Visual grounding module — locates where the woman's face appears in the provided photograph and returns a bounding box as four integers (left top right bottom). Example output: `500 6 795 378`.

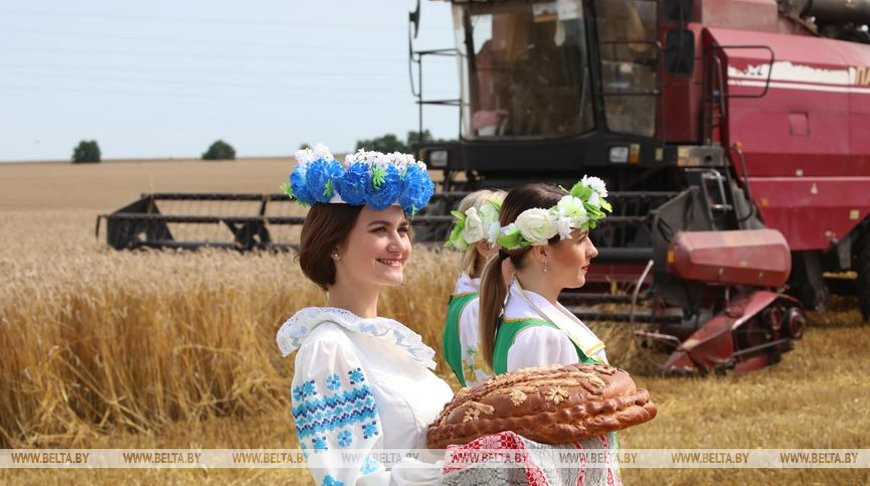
549 229 598 289
335 205 412 288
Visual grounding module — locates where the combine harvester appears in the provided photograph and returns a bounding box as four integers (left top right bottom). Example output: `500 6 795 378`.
101 0 870 374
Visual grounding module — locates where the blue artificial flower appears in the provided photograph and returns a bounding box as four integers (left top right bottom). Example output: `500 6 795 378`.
290 168 314 205
398 164 435 214
304 159 345 204
366 165 401 210
335 162 370 205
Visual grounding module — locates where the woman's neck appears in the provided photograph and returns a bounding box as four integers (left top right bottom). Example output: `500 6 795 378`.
326 280 381 318
514 269 561 304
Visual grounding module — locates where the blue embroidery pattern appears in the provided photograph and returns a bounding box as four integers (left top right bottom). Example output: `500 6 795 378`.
361 454 381 475
312 436 328 451
337 430 352 447
322 474 345 486
292 374 378 441
293 380 317 401
326 373 341 391
362 421 379 439
348 368 365 385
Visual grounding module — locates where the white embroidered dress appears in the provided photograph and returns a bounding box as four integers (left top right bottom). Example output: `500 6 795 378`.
277 307 453 486
452 273 491 387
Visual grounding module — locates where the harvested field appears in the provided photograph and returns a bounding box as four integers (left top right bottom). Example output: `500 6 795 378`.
1 159 867 485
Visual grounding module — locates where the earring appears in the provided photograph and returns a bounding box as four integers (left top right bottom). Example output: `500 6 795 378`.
331 252 340 260
543 261 548 273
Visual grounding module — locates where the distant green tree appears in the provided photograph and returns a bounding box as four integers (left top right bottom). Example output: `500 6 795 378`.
355 133 409 153
407 129 453 145
202 140 236 160
71 140 101 163
298 142 311 151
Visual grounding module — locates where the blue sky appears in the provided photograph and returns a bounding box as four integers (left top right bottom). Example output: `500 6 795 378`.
0 1 458 161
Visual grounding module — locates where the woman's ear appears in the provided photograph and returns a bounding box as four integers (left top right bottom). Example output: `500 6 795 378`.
530 245 549 264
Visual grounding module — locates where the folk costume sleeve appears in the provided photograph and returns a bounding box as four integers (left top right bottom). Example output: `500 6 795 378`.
291 325 387 486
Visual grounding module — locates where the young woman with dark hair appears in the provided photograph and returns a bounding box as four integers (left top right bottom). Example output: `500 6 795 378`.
276 145 450 485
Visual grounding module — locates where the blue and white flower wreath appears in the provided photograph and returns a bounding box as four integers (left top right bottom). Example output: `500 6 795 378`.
281 143 435 214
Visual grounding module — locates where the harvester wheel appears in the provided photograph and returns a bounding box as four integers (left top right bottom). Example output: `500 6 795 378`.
858 242 870 322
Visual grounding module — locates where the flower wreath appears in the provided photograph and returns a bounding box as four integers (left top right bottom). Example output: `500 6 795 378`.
280 144 435 214
444 200 502 250
497 176 612 250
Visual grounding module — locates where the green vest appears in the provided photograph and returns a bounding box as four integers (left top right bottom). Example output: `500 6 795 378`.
492 318 600 375
443 293 478 387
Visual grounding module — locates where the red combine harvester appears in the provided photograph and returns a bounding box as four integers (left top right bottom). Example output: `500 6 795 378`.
101 0 870 374
406 0 870 373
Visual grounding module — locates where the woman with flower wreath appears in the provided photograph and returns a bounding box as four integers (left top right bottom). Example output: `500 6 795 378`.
276 144 451 485
442 189 506 387
477 179 623 482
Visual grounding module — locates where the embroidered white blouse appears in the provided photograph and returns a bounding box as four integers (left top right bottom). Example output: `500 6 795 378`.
452 273 491 387
502 279 609 370
277 307 453 486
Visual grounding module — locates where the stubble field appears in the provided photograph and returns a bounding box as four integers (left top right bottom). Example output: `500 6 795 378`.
0 159 867 485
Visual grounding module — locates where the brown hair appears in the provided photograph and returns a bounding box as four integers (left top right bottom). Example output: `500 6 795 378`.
478 184 564 368
456 189 507 277
298 204 364 290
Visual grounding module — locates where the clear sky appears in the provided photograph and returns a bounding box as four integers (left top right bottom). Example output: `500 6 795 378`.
0 1 458 161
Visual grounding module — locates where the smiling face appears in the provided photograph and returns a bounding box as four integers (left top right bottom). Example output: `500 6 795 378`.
334 205 412 289
548 229 598 289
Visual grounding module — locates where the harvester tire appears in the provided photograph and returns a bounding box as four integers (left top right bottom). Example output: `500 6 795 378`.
858 242 870 322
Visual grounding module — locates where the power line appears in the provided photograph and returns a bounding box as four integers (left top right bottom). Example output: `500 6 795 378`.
0 62 455 79
0 26 416 53
0 44 405 63
0 72 461 95
0 7 451 31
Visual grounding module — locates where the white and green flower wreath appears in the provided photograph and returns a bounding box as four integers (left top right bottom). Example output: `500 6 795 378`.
445 200 502 250
497 176 612 250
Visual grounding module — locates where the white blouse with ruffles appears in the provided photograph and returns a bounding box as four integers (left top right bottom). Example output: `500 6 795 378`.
277 307 453 486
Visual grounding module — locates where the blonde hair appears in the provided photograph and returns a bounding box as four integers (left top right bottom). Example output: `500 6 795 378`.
456 189 506 277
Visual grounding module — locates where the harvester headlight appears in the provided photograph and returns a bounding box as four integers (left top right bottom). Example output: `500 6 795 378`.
609 146 629 163
427 149 449 169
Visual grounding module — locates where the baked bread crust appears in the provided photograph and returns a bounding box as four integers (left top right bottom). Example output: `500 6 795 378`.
427 363 656 448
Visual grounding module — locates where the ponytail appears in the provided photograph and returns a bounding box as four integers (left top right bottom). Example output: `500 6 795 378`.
478 250 510 370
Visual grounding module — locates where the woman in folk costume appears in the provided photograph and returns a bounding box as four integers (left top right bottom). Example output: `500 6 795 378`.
442 189 505 387
477 178 623 483
276 144 451 485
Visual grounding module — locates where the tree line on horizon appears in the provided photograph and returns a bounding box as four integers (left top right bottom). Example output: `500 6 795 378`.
70 131 453 164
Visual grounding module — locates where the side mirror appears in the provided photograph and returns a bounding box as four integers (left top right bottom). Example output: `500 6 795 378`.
664 0 694 23
665 29 695 76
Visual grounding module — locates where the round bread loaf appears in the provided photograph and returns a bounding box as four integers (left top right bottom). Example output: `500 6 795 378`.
427 363 656 449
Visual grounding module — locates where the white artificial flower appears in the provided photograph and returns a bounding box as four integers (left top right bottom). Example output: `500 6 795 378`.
555 195 589 228
294 147 315 167
462 207 485 244
312 143 334 162
554 216 574 240
588 191 601 209
486 221 501 245
582 175 608 197
515 208 558 245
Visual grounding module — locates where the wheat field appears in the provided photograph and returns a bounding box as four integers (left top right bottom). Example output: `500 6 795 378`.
0 159 868 485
